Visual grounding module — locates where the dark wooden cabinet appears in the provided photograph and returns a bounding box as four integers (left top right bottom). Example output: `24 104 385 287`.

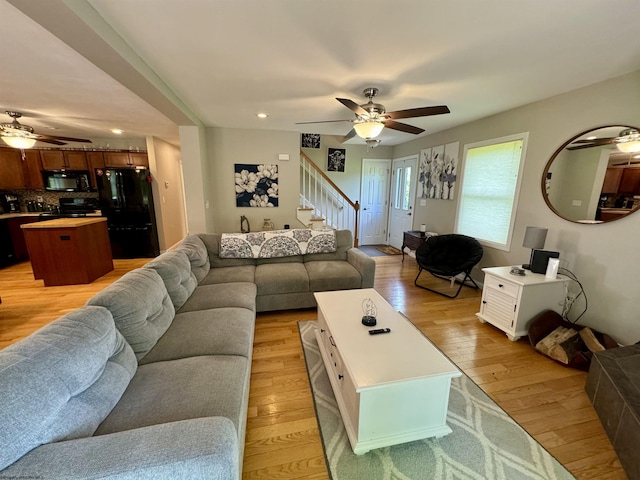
7 216 39 261
86 151 106 189
601 167 624 194
0 149 26 189
619 167 640 194
22 150 44 189
104 151 149 167
40 150 88 170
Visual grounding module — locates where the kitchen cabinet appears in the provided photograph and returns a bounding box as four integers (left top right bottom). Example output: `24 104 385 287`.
618 167 640 194
86 151 106 189
104 151 149 167
40 150 88 170
7 216 39 261
0 149 26 189
21 217 113 286
22 150 44 189
601 167 624 194
476 266 567 341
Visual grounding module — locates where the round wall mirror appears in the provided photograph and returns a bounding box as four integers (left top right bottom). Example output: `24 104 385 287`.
542 125 640 223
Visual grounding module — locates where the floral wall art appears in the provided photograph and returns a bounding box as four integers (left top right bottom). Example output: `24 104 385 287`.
418 141 459 200
234 163 279 207
327 147 346 172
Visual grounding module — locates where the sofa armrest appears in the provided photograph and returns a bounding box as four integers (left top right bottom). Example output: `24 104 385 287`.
0 417 239 480
347 248 375 288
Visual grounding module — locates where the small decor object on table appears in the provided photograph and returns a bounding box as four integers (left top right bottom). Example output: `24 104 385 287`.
262 219 274 231
361 297 377 327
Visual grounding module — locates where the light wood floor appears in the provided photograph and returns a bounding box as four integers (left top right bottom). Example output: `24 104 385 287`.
0 255 625 479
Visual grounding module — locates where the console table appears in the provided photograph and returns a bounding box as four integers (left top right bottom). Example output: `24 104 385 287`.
314 289 460 454
401 230 437 261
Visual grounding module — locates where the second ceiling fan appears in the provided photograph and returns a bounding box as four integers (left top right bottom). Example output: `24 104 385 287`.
297 87 450 142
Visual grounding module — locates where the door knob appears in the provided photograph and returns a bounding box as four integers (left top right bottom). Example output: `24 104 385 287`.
363 208 368 210
408 213 412 216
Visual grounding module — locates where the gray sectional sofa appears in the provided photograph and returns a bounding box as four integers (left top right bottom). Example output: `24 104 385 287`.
0 229 373 479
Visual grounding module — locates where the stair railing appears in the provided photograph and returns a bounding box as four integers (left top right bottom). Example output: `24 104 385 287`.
300 150 360 246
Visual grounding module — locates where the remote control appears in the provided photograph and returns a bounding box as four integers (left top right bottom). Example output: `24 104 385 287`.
369 328 391 335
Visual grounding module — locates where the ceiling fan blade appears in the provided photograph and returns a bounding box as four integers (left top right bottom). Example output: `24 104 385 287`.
295 119 351 125
34 134 92 143
383 119 424 135
385 105 450 120
571 138 614 144
336 98 368 117
341 129 356 142
34 137 67 146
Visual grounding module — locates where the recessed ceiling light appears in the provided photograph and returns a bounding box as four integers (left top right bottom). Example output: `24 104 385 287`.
257 113 268 119
111 128 124 134
586 136 597 140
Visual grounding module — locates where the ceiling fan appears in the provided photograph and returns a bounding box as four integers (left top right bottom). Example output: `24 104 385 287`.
567 128 640 153
0 111 92 149
296 87 450 142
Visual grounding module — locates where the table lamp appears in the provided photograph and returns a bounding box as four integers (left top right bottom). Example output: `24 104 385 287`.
522 226 548 270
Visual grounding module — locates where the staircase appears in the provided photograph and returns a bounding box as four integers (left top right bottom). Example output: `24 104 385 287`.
299 151 360 245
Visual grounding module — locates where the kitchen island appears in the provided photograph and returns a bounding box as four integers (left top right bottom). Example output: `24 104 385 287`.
21 217 113 286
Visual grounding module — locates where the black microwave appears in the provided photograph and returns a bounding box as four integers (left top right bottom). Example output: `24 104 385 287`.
42 170 91 192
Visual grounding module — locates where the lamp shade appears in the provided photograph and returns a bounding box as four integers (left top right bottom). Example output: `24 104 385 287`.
2 136 36 149
353 121 384 139
523 226 547 249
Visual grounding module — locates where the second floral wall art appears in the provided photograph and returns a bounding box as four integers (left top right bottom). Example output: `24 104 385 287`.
234 163 279 207
418 142 459 200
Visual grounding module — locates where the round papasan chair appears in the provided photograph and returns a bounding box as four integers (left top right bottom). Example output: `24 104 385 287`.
414 233 484 298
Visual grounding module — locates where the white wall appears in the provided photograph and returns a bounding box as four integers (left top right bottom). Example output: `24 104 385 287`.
392 70 640 344
146 136 186 250
206 127 300 233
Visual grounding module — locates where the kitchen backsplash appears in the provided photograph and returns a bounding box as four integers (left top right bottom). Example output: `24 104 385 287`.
0 189 99 213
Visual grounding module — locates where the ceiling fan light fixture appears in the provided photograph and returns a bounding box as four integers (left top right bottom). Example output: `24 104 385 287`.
615 128 640 153
1 135 36 149
353 120 384 139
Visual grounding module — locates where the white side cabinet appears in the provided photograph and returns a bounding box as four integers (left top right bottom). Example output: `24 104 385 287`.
476 266 567 341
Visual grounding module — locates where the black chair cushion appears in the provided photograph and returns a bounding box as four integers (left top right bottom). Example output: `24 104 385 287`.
415 234 483 276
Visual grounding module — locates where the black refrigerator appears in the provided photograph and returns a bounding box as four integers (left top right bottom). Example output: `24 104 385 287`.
95 168 160 258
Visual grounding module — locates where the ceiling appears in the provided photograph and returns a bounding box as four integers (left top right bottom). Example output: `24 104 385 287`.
2 0 640 149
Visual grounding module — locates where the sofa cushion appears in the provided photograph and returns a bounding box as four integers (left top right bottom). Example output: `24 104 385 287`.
0 306 137 471
304 229 352 262
198 233 256 268
139 307 255 364
96 355 249 437
178 283 257 313
255 263 309 296
144 250 198 309
176 234 211 283
200 265 256 285
87 268 175 361
305 260 363 291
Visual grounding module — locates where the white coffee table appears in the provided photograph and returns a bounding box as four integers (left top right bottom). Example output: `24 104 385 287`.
314 288 461 454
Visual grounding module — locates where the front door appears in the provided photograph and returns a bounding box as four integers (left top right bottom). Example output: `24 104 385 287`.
388 155 417 249
360 158 391 245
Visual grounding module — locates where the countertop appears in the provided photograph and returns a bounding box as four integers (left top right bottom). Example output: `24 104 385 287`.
0 212 103 220
21 217 107 229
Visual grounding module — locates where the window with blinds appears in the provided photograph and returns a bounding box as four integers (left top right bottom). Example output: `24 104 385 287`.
455 133 529 251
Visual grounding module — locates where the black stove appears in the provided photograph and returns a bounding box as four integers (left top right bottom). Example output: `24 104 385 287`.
38 198 100 220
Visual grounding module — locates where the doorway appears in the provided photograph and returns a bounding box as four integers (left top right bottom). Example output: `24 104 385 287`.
359 158 391 246
387 155 417 249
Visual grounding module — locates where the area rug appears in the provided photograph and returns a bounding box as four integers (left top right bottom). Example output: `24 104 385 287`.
298 321 575 480
374 245 402 256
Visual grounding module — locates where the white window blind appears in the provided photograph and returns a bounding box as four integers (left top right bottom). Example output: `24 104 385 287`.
455 133 528 250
